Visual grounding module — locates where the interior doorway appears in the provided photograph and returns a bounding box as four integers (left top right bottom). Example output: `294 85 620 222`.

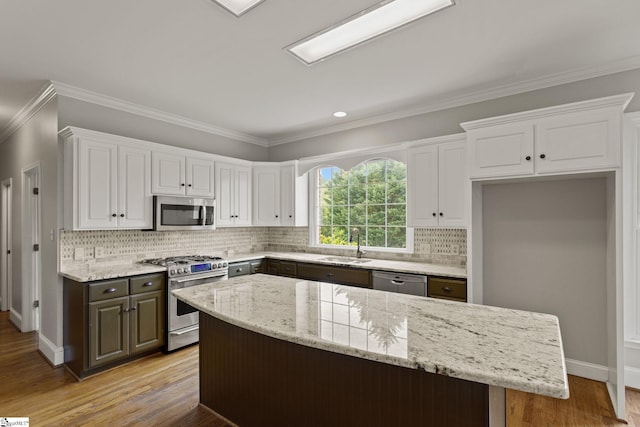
1 178 12 312
22 163 41 332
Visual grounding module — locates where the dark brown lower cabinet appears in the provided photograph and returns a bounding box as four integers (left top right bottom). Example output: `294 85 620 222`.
427 276 467 302
64 273 165 379
297 262 371 288
200 313 488 427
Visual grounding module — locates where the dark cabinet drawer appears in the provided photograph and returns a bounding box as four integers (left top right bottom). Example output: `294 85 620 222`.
229 261 252 277
130 273 164 294
427 277 467 302
89 279 129 302
297 263 371 288
277 261 297 277
250 260 263 274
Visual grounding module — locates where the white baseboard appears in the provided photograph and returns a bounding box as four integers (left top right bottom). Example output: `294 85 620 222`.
565 358 609 382
39 333 64 366
9 308 22 330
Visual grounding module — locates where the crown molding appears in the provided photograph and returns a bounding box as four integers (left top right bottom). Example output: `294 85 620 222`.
269 55 640 146
50 81 269 147
0 82 57 144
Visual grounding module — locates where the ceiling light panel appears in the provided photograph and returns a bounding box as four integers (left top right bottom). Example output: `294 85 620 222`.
287 0 454 65
211 0 265 17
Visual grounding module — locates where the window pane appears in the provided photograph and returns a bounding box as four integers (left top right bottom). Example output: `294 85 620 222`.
367 227 385 247
318 167 334 187
319 226 333 242
350 164 367 186
320 206 332 226
388 227 406 248
333 206 349 226
349 185 366 205
333 185 349 205
349 205 366 226
387 181 406 204
387 161 406 181
332 226 349 245
367 160 386 183
387 204 405 226
367 183 386 204
368 205 386 226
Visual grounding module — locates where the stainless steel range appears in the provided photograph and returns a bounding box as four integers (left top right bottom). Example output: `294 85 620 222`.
143 255 228 351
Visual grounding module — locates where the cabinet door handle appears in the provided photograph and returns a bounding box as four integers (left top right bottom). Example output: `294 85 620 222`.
525 155 531 161
104 288 117 294
143 281 154 287
236 268 243 272
327 272 333 277
540 154 546 159
442 286 453 293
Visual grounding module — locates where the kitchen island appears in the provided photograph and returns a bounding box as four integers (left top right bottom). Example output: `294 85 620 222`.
173 274 568 427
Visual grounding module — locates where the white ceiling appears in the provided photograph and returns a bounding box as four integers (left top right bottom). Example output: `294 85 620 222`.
1 0 639 146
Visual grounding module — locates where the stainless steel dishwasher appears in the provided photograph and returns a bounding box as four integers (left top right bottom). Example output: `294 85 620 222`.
372 270 427 296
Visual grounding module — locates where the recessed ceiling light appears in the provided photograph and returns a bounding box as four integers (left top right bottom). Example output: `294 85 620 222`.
333 111 348 118
286 0 454 65
210 0 265 17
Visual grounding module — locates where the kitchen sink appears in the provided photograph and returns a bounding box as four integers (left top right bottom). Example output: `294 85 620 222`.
321 256 371 264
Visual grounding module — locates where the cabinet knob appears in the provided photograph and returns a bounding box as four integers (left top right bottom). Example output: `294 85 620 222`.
104 288 117 294
236 268 243 272
111 213 117 217
289 215 292 218
120 214 125 218
143 282 153 287
439 212 443 217
123 308 129 313
275 215 279 218
540 154 546 159
432 212 436 217
188 184 192 187
181 183 185 187
525 155 531 161
130 306 137 311
442 286 453 293
327 272 333 277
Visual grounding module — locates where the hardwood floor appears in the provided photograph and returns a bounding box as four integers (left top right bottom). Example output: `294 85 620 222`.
2 310 640 426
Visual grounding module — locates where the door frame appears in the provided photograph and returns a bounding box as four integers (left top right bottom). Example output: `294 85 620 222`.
21 162 41 332
1 178 12 312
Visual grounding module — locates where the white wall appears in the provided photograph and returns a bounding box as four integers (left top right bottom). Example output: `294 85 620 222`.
0 98 61 360
268 68 640 161
57 96 269 162
481 177 608 366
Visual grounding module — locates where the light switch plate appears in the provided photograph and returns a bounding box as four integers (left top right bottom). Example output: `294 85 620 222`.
74 247 85 260
94 247 105 258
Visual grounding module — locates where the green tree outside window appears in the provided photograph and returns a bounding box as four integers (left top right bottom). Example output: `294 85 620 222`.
317 159 407 249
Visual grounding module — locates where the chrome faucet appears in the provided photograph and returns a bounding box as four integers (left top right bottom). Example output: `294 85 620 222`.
350 228 366 258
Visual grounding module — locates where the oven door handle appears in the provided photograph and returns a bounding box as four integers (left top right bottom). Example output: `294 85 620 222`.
172 273 227 283
169 325 199 336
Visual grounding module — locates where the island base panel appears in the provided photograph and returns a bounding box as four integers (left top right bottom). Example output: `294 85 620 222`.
200 314 489 427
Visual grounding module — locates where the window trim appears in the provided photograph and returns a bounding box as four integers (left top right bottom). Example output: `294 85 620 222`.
308 161 414 254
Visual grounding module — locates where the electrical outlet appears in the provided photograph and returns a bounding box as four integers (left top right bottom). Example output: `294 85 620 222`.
74 247 85 260
95 247 105 258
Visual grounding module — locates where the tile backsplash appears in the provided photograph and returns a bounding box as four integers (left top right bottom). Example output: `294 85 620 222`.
60 227 466 270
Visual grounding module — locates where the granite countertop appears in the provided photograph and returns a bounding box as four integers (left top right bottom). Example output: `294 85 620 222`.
60 263 166 282
60 251 465 282
173 274 569 399
226 251 467 278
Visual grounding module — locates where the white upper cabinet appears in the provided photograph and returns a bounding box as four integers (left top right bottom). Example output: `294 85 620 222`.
152 152 214 197
280 164 308 227
253 166 280 226
407 136 467 227
462 94 633 180
62 128 152 230
253 163 308 227
216 162 252 227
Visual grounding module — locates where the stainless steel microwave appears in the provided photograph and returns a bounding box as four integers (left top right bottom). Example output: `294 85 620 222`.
153 196 215 231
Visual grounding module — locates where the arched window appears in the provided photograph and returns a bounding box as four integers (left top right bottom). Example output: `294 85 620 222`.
313 158 408 250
